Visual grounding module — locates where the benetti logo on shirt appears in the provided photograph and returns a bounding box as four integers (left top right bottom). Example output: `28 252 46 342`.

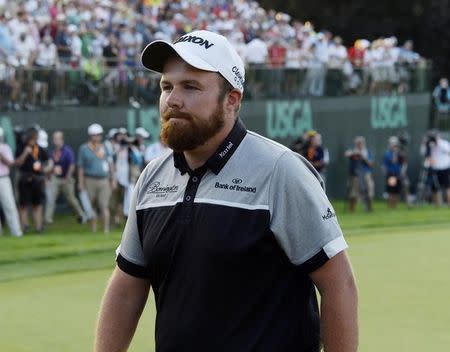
322 208 336 221
173 35 215 49
147 182 179 197
215 180 256 193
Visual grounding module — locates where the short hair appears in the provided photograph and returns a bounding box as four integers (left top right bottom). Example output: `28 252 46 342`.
217 74 241 115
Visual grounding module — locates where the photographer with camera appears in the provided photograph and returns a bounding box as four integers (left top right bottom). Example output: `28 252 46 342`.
420 130 450 206
15 126 51 233
382 136 407 209
345 136 374 212
111 128 144 224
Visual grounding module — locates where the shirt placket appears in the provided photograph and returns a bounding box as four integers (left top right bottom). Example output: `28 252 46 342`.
180 169 205 225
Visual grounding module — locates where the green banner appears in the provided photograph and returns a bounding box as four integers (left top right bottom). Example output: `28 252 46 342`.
6 93 430 198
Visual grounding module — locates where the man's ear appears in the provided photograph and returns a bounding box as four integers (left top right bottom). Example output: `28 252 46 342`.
225 90 242 114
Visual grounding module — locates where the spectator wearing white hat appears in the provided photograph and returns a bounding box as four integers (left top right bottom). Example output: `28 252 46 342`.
0 127 22 236
104 128 118 156
110 127 129 227
78 123 115 233
135 127 149 154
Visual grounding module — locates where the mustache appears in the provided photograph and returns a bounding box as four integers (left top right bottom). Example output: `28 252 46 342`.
161 109 193 122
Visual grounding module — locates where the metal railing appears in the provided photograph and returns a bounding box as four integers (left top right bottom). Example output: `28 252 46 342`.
0 62 433 110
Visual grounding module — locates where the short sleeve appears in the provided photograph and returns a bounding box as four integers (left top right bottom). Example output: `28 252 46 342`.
2 145 14 164
116 173 150 279
77 145 84 168
67 146 75 165
269 151 347 273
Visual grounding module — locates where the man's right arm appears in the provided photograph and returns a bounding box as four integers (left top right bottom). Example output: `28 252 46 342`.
94 267 151 352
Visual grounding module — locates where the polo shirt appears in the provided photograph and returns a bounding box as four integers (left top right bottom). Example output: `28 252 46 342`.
383 149 405 176
77 143 111 178
50 145 75 178
116 120 348 352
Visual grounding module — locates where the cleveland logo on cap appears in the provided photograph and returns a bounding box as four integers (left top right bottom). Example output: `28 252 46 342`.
173 35 215 49
232 66 244 89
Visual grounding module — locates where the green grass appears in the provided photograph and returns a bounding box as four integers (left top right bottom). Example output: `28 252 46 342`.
1 202 450 351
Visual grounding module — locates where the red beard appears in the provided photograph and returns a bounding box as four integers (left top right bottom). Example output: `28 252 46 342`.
160 105 225 152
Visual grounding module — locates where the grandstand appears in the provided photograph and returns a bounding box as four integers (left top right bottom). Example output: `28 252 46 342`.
0 0 431 110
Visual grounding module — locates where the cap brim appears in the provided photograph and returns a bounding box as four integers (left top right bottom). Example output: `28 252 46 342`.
141 40 218 74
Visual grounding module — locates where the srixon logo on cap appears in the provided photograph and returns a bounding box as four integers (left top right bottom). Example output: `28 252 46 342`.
174 35 215 49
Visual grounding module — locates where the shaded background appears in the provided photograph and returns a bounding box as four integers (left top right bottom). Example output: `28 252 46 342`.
260 0 450 83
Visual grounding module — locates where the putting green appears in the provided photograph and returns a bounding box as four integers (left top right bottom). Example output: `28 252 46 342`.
1 224 449 351
349 225 450 351
0 269 156 352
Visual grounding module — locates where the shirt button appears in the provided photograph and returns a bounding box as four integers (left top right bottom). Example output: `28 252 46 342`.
186 195 191 201
192 176 198 182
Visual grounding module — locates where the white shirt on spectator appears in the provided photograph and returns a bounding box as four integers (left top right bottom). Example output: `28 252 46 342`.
14 35 36 66
116 147 130 187
315 39 330 64
145 141 170 164
328 44 347 69
24 0 39 13
69 34 82 59
35 42 58 67
285 45 302 68
7 19 29 41
245 38 268 65
431 138 450 170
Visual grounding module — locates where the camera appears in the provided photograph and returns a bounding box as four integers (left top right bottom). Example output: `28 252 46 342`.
397 131 410 150
424 130 438 158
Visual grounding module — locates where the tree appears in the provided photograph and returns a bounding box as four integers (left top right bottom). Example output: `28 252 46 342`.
259 0 450 82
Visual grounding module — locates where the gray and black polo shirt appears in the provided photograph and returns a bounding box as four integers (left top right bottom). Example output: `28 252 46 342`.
116 120 347 352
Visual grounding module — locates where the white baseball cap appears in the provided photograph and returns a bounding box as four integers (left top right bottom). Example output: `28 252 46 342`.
88 123 104 135
135 127 150 138
141 30 245 92
37 129 48 148
107 128 118 139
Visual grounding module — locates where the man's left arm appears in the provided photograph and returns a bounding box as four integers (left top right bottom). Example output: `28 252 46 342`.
268 151 358 352
66 147 76 181
309 251 358 352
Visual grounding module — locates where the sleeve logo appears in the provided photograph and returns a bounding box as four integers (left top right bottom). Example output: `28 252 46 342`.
322 208 336 221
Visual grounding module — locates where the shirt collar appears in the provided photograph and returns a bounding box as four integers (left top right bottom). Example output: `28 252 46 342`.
173 119 247 176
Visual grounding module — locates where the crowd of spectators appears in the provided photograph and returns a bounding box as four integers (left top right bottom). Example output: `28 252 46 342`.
0 122 168 235
1 121 449 236
0 0 427 110
291 129 450 212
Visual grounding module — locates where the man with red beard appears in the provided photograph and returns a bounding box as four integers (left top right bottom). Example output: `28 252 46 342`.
95 30 358 352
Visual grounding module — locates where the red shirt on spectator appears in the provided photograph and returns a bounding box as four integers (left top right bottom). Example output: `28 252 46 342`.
348 46 365 68
268 42 287 67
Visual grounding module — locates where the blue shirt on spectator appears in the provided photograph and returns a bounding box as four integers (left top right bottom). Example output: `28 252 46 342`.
78 143 111 178
348 149 373 176
432 84 450 113
50 145 75 178
383 150 404 176
0 24 14 56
